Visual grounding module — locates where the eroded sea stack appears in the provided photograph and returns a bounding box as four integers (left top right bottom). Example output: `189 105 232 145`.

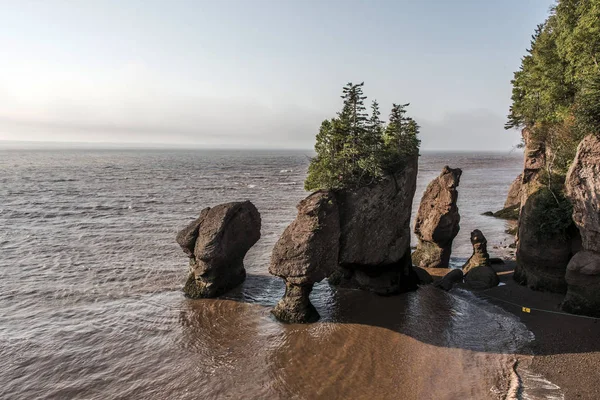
176 201 261 298
514 129 577 292
462 229 491 274
269 191 340 323
412 166 462 268
269 156 419 322
504 174 523 209
562 134 600 316
334 155 419 294
462 230 499 289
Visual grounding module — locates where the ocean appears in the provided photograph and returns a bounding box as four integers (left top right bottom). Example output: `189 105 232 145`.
1 148 551 399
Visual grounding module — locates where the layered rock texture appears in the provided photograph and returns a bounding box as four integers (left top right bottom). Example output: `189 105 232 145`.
562 134 600 316
176 201 261 298
514 129 576 293
412 166 462 268
269 191 340 323
462 230 491 274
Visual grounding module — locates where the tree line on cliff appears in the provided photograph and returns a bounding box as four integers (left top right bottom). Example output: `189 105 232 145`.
304 82 420 191
507 0 600 173
506 0 600 239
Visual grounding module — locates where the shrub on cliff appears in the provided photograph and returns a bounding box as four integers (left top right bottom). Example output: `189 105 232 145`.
304 82 420 191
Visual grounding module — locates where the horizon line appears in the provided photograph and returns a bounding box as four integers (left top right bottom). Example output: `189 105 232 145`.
0 139 523 153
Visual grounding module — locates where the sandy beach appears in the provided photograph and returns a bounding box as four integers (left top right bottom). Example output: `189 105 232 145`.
434 261 600 399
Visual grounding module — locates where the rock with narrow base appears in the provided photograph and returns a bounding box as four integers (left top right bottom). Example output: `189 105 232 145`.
465 266 499 289
462 230 491 274
413 166 462 268
177 201 261 298
562 134 600 316
269 191 340 323
333 156 419 294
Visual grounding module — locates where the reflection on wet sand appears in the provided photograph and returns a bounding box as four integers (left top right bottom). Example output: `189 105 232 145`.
176 277 530 399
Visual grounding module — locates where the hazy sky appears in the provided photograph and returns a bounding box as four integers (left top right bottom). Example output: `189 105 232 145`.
0 0 553 150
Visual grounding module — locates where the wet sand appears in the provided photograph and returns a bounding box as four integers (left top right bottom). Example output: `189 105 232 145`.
440 261 600 399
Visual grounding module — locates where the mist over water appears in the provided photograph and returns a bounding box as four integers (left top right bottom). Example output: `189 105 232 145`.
1 149 544 399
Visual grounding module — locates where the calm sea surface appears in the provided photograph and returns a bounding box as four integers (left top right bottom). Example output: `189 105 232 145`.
0 149 555 399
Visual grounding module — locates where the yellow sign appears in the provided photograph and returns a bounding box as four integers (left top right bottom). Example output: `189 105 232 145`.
522 307 531 313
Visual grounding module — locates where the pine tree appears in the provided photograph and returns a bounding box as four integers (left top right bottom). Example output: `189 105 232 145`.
305 83 420 191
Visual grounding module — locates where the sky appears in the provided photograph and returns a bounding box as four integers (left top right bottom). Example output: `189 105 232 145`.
0 0 554 150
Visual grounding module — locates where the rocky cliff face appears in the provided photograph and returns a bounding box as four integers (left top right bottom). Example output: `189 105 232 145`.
412 166 462 268
269 191 340 323
333 155 419 294
504 174 523 209
514 129 574 292
176 201 261 298
562 134 600 316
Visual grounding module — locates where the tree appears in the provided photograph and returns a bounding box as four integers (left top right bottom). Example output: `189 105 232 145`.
304 83 420 191
505 0 600 239
506 0 600 176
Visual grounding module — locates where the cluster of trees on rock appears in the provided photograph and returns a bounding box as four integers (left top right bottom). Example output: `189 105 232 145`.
506 0 600 238
305 82 420 191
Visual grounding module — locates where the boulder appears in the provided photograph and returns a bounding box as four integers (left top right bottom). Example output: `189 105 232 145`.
413 266 433 285
561 251 600 317
434 269 463 291
462 229 491 274
412 166 462 268
177 201 261 298
269 191 340 323
333 156 419 294
465 266 499 290
504 173 523 209
561 134 600 316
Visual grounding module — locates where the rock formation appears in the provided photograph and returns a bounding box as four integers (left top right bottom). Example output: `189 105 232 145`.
462 230 491 274
464 266 499 289
514 129 576 292
504 173 523 209
486 174 523 221
461 229 499 289
413 266 433 285
412 166 462 268
434 269 463 291
333 155 419 294
176 201 261 298
269 191 340 323
562 134 600 316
